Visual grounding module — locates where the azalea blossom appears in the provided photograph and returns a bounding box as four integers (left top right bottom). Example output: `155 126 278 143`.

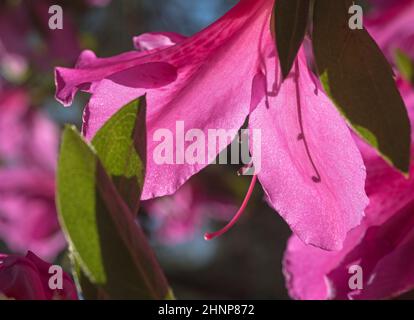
0 251 78 300
55 0 369 250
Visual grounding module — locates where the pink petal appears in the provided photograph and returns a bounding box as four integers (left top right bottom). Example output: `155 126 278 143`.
133 32 187 51
26 251 78 300
0 252 78 300
0 254 47 300
284 200 414 300
353 218 414 300
250 49 368 250
55 59 177 106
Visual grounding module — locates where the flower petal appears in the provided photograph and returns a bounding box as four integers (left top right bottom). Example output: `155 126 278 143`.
284 201 414 300
133 32 187 51
250 50 368 250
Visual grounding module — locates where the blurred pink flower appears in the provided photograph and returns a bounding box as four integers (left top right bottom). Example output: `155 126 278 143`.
0 251 77 300
0 89 65 261
0 168 65 262
0 0 81 79
55 0 368 250
144 181 236 245
366 0 414 60
0 89 58 169
283 78 414 300
87 0 112 7
30 1 82 66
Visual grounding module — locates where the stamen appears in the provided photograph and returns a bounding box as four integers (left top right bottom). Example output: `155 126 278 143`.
294 61 322 183
204 175 258 241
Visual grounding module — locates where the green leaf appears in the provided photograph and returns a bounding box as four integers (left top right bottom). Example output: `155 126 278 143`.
92 97 147 214
274 0 311 79
395 49 414 85
312 0 411 174
57 126 171 299
57 126 101 281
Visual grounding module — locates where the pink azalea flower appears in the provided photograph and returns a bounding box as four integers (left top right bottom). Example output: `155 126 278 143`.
283 79 414 300
143 180 236 245
55 0 368 250
0 251 78 300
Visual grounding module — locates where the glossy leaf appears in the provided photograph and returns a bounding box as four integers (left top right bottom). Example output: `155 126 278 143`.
312 0 411 173
92 97 147 214
274 0 310 79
